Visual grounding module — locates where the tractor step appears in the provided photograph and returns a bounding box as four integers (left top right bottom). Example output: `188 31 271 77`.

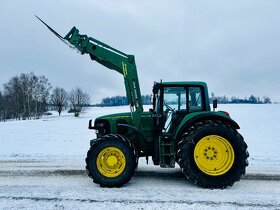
159 134 175 168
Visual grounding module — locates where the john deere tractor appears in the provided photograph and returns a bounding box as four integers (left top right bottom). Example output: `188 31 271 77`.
38 17 249 189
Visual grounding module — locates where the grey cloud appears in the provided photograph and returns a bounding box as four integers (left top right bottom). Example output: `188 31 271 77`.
0 0 279 103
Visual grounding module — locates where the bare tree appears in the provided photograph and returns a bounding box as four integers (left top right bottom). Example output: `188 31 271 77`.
249 95 257 104
32 75 52 118
263 96 271 104
50 87 68 116
3 72 51 120
68 87 90 117
4 76 22 120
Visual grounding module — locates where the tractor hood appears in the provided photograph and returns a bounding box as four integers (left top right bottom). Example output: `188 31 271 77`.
92 112 133 137
95 112 133 121
95 110 152 122
93 111 153 136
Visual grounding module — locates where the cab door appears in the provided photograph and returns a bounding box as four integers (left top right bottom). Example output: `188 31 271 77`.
162 85 206 133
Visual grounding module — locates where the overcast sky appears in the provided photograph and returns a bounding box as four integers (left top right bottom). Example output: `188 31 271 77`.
1 0 280 103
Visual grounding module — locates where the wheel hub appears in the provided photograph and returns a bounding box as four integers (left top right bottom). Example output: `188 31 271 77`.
107 155 118 167
194 135 235 176
97 147 126 178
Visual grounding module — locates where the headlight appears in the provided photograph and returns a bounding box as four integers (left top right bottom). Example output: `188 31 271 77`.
94 119 110 137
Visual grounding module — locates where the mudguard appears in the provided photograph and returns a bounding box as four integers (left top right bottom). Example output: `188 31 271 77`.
175 111 240 140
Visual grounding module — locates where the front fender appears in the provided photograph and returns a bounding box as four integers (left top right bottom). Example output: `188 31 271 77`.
174 111 240 140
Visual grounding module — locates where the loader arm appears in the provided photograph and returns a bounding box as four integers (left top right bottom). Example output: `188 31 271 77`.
36 16 143 125
65 27 143 119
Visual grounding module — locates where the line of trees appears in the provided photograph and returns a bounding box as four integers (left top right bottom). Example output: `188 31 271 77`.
210 92 272 104
98 95 152 107
99 93 273 107
1 72 275 121
0 72 90 121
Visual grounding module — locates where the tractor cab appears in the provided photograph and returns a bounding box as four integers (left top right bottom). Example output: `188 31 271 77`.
152 81 210 135
151 81 211 167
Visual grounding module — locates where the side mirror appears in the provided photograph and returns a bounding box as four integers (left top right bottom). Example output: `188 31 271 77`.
213 99 218 111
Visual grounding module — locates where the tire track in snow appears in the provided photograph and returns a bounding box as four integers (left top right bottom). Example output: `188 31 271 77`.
0 195 279 209
1 169 280 181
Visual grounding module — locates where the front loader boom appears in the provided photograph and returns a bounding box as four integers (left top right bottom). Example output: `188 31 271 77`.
64 27 143 115
37 16 143 125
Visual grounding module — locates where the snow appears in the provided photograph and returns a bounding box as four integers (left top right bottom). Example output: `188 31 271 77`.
0 104 280 209
219 104 280 175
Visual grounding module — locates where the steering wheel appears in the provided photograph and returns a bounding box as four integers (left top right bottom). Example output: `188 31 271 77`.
163 101 175 114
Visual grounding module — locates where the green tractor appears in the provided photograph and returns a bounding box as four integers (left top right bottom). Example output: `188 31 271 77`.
38 17 249 189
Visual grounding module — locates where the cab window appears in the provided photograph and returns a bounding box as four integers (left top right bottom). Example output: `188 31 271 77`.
188 87 202 112
163 87 186 113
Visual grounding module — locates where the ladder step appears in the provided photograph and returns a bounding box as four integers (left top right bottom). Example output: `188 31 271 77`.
160 135 175 168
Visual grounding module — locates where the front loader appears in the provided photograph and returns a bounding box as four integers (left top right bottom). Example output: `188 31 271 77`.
37 16 249 189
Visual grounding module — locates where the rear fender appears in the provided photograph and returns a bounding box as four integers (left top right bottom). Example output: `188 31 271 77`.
174 111 240 140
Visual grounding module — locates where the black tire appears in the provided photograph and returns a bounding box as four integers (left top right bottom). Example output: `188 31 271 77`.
177 120 249 189
85 134 137 187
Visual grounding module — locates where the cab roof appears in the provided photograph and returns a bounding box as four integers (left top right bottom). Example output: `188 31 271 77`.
161 81 207 87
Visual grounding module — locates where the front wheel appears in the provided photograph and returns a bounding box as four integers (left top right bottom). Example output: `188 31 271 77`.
86 134 137 187
177 120 249 189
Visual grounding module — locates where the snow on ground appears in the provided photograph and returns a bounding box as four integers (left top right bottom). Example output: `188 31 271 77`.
1 104 280 173
219 104 280 174
1 174 280 210
0 104 280 209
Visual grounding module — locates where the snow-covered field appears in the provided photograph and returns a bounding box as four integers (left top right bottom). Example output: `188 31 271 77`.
0 104 280 209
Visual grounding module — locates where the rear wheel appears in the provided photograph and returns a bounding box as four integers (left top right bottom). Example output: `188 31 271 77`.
86 134 137 187
177 120 249 189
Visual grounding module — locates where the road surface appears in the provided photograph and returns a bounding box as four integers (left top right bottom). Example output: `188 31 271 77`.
0 159 279 210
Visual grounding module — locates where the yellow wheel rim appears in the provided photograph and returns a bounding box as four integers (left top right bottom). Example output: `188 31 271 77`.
97 147 126 178
194 135 234 176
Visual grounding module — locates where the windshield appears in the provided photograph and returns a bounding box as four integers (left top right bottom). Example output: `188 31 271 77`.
163 87 186 112
162 86 204 131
